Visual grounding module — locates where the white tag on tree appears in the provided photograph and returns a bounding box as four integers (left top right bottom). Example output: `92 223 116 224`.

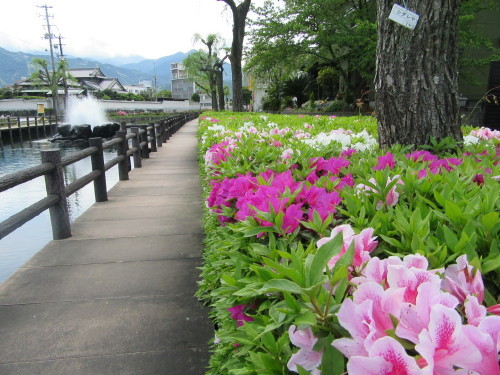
389 4 419 30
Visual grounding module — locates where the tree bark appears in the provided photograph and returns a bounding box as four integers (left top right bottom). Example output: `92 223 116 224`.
375 0 462 147
221 0 251 112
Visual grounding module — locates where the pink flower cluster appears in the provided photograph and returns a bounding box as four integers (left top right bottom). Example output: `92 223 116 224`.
227 304 254 327
204 139 237 166
356 176 404 210
470 127 500 140
207 157 355 232
287 325 322 375
406 150 466 179
330 254 500 375
317 224 378 269
207 169 346 233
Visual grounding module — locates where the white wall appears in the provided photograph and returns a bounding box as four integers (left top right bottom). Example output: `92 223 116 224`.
0 98 202 113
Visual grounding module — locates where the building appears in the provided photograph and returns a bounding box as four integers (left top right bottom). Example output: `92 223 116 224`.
68 68 127 95
171 63 211 108
12 67 127 97
123 81 152 95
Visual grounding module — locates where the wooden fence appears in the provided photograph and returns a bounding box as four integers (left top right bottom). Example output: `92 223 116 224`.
0 112 199 240
0 115 59 149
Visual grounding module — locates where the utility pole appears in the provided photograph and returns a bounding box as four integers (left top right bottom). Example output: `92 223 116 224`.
56 35 65 61
56 34 69 109
152 64 157 101
38 4 58 121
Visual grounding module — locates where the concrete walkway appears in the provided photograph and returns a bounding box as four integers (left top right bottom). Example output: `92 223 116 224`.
0 119 213 374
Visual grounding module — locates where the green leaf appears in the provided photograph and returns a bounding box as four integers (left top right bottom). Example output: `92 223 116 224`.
294 310 317 328
445 201 465 223
481 257 500 274
244 226 276 237
322 339 345 375
308 233 344 286
481 212 499 232
261 279 304 295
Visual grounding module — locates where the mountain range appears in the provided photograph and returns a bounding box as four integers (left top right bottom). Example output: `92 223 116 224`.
0 47 232 90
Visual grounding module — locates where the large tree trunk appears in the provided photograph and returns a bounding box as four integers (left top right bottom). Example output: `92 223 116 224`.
375 0 462 147
217 69 225 110
222 0 251 112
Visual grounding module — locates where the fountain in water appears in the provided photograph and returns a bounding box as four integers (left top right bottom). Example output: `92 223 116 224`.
65 96 108 128
50 96 119 142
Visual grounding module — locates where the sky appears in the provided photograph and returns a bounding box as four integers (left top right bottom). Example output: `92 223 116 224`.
0 0 245 60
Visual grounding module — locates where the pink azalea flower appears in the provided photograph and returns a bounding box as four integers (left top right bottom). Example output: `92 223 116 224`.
406 150 439 163
464 295 487 326
227 304 254 327
335 173 355 191
317 224 378 270
396 281 459 344
281 148 294 159
415 304 481 373
341 148 357 158
472 173 485 186
347 336 424 375
287 325 323 374
317 224 355 250
428 158 463 174
417 169 428 179
442 255 484 303
282 204 304 234
386 263 440 305
300 186 342 221
373 152 396 170
357 176 404 210
462 316 500 375
332 298 372 358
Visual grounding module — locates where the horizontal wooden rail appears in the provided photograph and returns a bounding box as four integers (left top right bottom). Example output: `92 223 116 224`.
0 195 58 239
0 112 200 241
0 163 55 193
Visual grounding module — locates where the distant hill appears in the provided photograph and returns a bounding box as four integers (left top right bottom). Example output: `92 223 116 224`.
0 48 187 90
0 47 232 92
121 50 233 89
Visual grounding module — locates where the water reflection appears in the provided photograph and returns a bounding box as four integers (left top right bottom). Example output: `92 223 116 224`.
0 140 123 283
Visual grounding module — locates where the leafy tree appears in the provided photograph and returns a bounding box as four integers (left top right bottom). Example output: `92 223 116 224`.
242 86 252 106
157 89 172 98
30 58 72 120
375 0 462 147
184 33 227 111
459 0 500 83
248 0 377 104
191 93 201 102
0 88 14 99
217 0 252 111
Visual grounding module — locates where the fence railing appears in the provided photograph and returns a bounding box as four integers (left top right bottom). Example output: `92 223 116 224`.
0 112 200 240
0 115 59 148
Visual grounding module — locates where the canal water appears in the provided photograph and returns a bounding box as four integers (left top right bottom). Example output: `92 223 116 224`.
0 140 123 283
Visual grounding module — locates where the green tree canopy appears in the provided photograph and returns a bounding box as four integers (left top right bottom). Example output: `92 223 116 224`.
247 0 377 103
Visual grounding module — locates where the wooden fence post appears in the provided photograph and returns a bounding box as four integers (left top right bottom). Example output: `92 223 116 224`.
34 116 40 139
155 123 162 148
115 130 129 181
130 127 142 168
41 149 71 240
42 115 47 138
149 123 157 152
7 117 13 146
140 125 150 159
17 116 23 144
89 137 108 202
26 116 32 142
